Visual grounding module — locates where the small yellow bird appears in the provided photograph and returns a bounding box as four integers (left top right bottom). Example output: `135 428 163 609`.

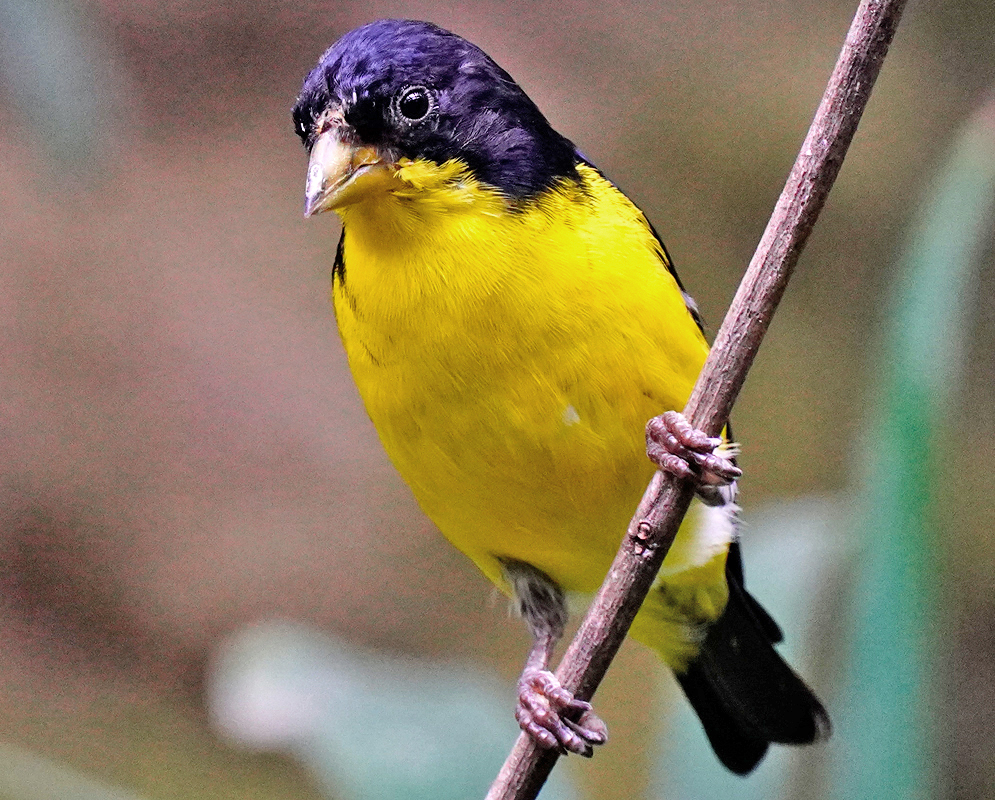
294 19 829 773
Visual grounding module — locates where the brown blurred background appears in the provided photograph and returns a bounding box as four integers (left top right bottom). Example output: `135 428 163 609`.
1 0 993 798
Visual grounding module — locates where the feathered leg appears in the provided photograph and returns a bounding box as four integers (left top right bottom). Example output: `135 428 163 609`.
502 559 608 757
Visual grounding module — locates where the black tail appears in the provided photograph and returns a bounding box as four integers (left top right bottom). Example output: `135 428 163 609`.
675 542 831 775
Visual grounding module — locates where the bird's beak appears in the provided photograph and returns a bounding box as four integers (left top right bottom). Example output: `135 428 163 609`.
303 129 395 217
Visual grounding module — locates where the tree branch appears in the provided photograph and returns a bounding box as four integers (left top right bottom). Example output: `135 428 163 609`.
486 1 908 797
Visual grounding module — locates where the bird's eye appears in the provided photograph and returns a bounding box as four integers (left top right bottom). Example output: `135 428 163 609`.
396 86 433 121
292 110 310 144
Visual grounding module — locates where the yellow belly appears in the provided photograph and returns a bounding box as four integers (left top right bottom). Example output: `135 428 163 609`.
333 161 731 665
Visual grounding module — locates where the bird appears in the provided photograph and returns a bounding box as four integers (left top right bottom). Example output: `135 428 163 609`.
292 19 830 774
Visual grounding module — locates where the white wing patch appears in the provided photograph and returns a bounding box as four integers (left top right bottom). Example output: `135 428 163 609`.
658 497 739 577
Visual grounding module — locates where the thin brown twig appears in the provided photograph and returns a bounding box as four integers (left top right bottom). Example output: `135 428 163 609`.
486 0 908 797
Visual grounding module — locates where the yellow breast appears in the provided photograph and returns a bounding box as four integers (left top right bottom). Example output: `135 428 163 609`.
332 161 717 602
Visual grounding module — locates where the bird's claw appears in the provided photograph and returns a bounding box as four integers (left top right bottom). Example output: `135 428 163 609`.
516 668 608 757
646 411 741 491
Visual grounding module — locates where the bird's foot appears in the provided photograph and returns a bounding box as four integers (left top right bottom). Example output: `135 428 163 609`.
516 667 608 757
646 410 741 502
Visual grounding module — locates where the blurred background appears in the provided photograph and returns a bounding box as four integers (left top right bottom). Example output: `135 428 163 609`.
1 0 993 798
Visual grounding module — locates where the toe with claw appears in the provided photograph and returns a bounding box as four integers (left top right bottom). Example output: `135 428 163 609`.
646 410 742 492
516 667 608 757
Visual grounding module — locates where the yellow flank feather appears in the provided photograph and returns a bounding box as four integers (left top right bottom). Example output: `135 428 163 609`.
334 159 732 668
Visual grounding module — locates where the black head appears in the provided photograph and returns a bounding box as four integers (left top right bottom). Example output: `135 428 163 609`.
292 20 579 198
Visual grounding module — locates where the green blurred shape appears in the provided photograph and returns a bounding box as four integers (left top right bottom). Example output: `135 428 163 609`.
0 743 148 800
832 102 995 799
209 622 578 800
0 0 109 166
